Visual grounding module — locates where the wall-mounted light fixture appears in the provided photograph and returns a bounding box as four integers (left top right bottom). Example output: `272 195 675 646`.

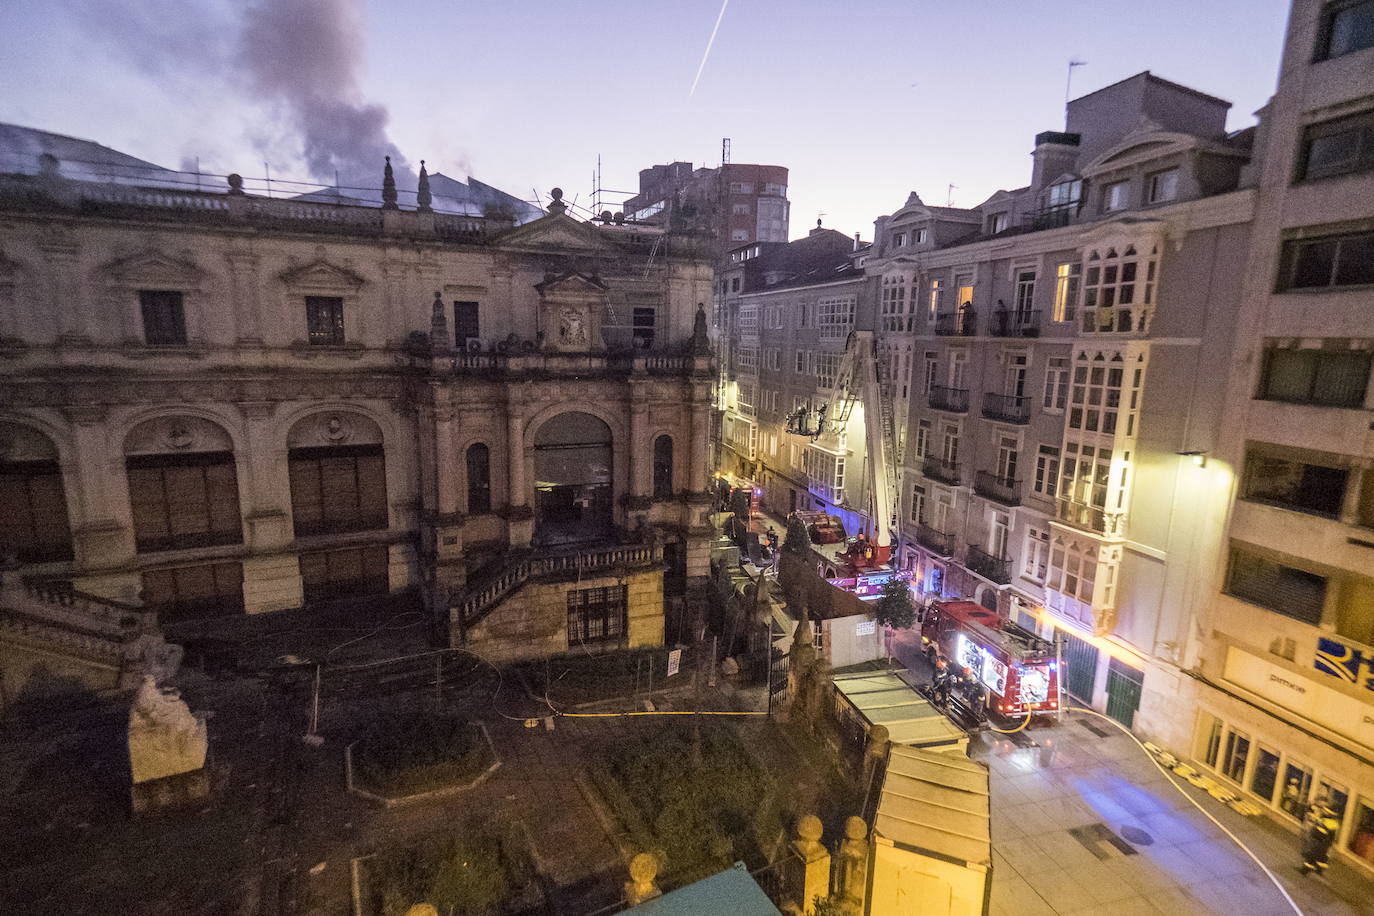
1176 450 1207 468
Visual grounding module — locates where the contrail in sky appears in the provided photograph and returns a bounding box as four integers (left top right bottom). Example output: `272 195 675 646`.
688 0 731 99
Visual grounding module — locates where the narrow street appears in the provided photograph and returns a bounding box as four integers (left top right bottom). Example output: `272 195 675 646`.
887 626 1372 916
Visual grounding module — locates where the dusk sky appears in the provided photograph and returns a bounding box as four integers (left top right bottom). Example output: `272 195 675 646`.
3 0 1291 237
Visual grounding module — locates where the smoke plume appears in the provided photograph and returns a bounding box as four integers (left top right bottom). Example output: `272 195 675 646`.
67 0 412 188
236 0 411 187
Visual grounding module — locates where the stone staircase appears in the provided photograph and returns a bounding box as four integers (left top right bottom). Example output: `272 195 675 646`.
0 572 180 710
451 542 663 635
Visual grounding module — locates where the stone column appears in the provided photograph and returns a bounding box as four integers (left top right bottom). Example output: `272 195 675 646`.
64 406 136 597
629 380 650 499
226 252 262 345
833 816 870 916
690 380 710 495
431 392 466 600
237 401 302 614
786 815 831 916
43 242 85 344
506 400 533 547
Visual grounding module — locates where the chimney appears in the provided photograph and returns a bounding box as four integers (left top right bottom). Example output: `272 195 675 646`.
1030 131 1081 192
853 232 861 251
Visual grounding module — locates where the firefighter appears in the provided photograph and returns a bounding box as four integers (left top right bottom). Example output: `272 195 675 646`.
931 656 953 707
1299 804 1340 877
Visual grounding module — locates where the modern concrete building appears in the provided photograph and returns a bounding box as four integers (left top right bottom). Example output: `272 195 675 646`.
624 161 791 250
1183 0 1374 873
0 126 716 701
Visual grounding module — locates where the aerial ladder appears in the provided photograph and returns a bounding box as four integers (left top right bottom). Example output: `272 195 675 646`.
784 330 899 565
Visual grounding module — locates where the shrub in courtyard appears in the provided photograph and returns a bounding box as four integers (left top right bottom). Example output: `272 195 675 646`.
353 709 488 796
371 827 519 916
606 721 775 880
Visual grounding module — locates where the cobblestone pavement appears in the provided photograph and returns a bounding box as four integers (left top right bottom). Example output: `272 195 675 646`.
890 626 1374 916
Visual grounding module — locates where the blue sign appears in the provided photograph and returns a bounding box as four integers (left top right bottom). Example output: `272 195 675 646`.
1314 636 1363 685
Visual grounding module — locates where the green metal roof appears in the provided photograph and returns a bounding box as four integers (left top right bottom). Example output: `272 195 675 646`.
624 863 782 916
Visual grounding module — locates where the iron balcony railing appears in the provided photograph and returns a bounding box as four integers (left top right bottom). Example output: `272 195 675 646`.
965 544 1012 585
929 385 969 413
989 309 1041 338
932 312 977 336
923 455 961 486
974 470 1021 506
916 522 956 556
1056 498 1127 538
981 392 1031 424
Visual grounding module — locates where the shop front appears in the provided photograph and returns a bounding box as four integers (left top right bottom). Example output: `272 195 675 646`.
1190 647 1374 872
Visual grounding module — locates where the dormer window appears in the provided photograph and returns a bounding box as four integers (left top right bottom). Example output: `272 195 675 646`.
916 228 928 244
1103 181 1130 212
1147 169 1179 203
987 213 1008 234
1048 180 1082 208
892 232 907 248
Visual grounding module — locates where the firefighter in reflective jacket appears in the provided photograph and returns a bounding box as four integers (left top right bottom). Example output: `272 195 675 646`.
931 657 953 707
1299 805 1340 877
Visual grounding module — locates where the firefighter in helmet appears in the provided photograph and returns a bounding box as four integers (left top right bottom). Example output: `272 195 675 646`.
931 656 953 707
1299 802 1341 877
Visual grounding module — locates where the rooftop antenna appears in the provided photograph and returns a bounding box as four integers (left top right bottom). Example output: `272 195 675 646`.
1065 59 1087 106
722 137 731 166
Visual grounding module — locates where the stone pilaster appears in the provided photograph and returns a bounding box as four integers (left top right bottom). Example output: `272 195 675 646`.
506 400 533 547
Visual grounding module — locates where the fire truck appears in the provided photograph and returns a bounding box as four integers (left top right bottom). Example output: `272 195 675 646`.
919 600 1060 724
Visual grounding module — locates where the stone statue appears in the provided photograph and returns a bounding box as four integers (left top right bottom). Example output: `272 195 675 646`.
128 675 207 784
690 302 711 356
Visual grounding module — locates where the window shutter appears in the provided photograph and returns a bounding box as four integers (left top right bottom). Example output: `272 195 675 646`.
165 465 212 541
28 472 73 550
356 454 388 525
320 456 360 527
128 467 171 547
289 458 324 534
205 461 242 537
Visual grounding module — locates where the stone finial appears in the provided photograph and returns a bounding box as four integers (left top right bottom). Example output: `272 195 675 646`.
794 814 825 859
625 852 662 905
382 156 398 210
844 816 867 842
404 906 439 916
430 290 450 354
691 303 711 356
226 173 245 195
866 724 890 757
547 187 567 216
417 160 432 213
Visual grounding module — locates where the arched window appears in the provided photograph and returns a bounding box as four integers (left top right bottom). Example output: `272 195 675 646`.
652 435 673 498
125 416 242 553
0 423 73 563
466 443 491 515
534 411 613 545
286 413 387 537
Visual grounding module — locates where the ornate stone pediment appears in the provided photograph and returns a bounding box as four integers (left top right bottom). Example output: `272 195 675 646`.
100 249 203 288
495 213 619 255
278 259 366 291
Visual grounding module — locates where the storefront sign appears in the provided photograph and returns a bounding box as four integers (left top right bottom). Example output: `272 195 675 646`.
856 620 876 637
1224 648 1374 752
1314 636 1374 692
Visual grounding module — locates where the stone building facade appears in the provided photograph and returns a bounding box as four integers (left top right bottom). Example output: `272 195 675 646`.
1185 0 1374 873
0 147 715 672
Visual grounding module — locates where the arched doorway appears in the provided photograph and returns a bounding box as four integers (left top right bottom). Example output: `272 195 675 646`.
978 587 999 613
533 411 613 545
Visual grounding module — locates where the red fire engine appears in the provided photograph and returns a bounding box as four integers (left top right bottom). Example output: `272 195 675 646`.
919 600 1060 722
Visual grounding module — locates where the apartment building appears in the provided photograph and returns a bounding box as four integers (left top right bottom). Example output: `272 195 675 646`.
0 127 716 686
624 161 791 253
878 74 1257 742
1185 0 1374 871
714 225 871 532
